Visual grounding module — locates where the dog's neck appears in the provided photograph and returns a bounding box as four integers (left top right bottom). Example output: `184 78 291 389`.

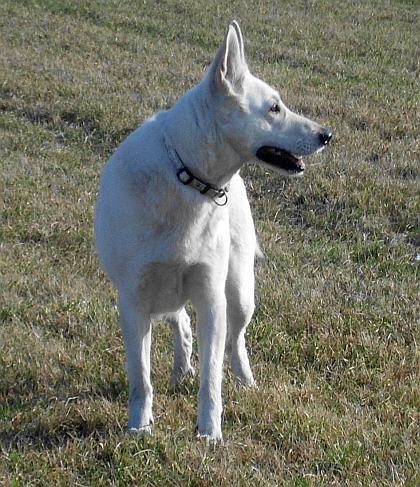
163 81 243 190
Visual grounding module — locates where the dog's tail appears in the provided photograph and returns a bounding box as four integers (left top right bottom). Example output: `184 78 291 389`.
255 239 264 261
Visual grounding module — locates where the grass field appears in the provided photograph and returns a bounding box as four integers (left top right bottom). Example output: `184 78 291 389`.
1 0 419 485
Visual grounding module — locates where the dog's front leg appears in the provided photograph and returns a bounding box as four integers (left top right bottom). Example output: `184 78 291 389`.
193 290 227 442
118 291 153 434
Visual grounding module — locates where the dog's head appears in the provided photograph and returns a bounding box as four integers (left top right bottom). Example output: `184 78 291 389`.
207 21 332 177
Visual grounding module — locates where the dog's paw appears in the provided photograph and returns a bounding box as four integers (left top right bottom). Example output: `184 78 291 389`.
235 376 257 389
170 365 195 389
196 431 224 447
127 425 153 436
195 424 223 446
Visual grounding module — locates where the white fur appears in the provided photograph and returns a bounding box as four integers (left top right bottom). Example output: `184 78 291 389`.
95 21 330 441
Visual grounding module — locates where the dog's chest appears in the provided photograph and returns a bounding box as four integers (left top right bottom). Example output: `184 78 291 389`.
141 206 230 314
150 198 230 258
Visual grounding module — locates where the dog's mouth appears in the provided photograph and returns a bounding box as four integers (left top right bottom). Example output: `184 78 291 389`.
256 146 305 174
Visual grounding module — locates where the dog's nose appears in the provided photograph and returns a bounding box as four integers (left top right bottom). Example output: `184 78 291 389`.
319 130 332 146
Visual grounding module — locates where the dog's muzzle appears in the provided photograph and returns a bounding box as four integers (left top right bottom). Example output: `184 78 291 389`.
255 147 305 174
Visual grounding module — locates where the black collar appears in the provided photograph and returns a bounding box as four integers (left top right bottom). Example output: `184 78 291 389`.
174 150 229 206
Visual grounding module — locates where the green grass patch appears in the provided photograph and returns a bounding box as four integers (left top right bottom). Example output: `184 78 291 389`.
1 0 418 485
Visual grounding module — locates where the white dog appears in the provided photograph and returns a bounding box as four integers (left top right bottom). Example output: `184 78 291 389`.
95 21 332 441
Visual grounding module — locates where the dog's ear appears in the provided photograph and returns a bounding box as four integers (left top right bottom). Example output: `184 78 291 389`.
230 20 245 62
210 21 247 95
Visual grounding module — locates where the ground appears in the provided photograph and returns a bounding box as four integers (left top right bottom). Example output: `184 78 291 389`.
0 1 418 485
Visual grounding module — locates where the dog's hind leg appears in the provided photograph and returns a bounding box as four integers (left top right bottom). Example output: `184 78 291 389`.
226 178 256 387
166 307 195 388
225 253 255 387
118 290 154 434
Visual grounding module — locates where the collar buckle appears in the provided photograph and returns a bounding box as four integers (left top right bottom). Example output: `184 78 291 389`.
175 155 229 206
176 167 194 185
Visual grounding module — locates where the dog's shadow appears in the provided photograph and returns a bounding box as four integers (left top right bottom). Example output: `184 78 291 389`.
1 371 201 451
0 379 129 451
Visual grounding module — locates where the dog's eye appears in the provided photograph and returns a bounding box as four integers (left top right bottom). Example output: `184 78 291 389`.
270 103 281 114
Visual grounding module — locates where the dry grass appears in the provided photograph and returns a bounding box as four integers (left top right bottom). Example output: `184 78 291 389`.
1 0 419 485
